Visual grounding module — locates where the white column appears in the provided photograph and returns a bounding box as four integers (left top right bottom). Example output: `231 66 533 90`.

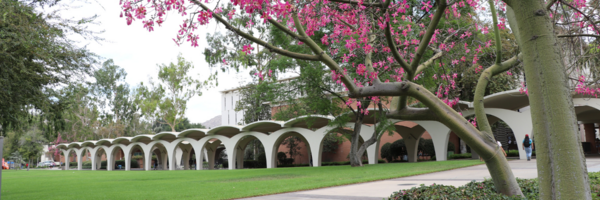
175 147 183 170
124 148 131 171
396 126 426 162
144 147 152 171
416 121 451 161
356 125 377 165
486 108 533 160
88 148 97 170
75 149 83 170
196 148 203 170
62 149 71 170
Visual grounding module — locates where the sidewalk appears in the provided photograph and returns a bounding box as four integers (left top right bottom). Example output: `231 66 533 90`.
242 158 600 200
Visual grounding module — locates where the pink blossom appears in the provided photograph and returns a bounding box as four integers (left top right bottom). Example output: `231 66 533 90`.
421 1 433 12
242 45 254 55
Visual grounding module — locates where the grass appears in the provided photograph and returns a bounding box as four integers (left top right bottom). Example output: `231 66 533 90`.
2 160 482 200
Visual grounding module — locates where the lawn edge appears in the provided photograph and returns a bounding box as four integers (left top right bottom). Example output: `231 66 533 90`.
230 160 486 200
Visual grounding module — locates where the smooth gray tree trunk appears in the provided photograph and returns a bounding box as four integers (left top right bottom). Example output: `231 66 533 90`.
508 1 591 199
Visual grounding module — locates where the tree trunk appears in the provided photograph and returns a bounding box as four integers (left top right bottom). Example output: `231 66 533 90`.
0 136 3 199
349 119 363 167
508 1 591 199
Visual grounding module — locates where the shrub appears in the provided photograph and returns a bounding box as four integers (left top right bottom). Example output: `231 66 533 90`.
222 159 228 168
448 153 472 159
243 160 258 168
381 143 393 162
507 150 519 157
387 171 600 199
257 152 267 168
389 178 540 199
277 152 287 165
391 140 406 160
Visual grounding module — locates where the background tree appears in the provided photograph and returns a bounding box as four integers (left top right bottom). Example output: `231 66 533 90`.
19 127 47 171
136 54 211 132
152 117 206 133
92 59 139 137
0 0 98 137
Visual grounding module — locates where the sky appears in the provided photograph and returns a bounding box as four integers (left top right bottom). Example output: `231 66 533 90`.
60 0 251 124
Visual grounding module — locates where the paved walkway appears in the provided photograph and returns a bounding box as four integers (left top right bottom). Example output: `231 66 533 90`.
242 158 600 200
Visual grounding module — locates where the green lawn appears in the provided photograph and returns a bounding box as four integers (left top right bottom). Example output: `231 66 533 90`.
2 160 482 200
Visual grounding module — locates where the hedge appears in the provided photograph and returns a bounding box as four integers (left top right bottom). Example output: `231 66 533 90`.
276 160 385 167
507 150 536 157
69 160 139 169
389 171 600 199
381 139 455 162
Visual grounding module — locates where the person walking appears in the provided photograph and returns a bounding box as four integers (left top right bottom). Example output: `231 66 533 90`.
523 134 534 161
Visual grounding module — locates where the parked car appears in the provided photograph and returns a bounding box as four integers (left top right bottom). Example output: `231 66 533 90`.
38 161 54 167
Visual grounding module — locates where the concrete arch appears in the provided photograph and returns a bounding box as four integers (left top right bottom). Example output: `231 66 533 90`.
374 124 427 163
147 141 170 170
106 144 128 171
388 120 452 161
61 149 74 170
412 121 451 161
480 108 532 160
93 146 110 170
197 135 233 170
167 138 200 170
268 128 318 168
125 143 148 170
229 132 269 169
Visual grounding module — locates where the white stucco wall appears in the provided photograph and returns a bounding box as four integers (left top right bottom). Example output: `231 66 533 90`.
221 90 244 126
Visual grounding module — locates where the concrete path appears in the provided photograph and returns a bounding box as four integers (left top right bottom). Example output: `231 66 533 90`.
242 158 600 200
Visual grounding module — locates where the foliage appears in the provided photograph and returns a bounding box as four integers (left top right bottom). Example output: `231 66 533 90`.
390 172 600 199
277 152 287 165
135 54 211 132
243 139 265 160
18 127 48 162
92 59 141 138
390 140 407 160
381 143 393 162
281 136 302 164
382 139 455 161
448 153 472 160
0 0 97 136
389 178 538 200
152 117 205 133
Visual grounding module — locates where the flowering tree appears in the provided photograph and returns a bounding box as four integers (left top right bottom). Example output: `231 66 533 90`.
121 0 599 197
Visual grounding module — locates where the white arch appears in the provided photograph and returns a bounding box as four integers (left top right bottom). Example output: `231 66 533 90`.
228 132 270 169
197 135 233 170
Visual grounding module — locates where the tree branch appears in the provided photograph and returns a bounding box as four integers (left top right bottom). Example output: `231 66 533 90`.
559 0 600 34
291 10 359 94
488 0 503 64
473 53 522 137
327 0 382 7
385 23 413 75
558 34 600 38
365 34 381 84
410 0 447 73
546 0 557 10
192 1 321 61
387 107 439 121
